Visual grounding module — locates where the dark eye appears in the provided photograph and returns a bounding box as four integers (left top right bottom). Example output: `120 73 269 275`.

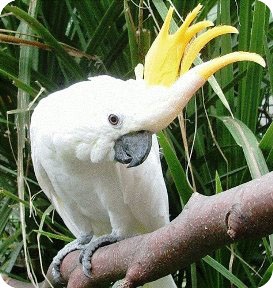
108 114 120 126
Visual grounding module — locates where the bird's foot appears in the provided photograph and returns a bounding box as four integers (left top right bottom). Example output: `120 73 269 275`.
80 233 124 277
52 234 93 284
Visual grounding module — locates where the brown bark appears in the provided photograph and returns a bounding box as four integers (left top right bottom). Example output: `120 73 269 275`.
4 172 273 288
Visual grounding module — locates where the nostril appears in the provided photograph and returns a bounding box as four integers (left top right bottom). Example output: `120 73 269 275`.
125 150 132 158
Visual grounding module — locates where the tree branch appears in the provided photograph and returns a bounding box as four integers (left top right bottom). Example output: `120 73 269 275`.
5 172 273 288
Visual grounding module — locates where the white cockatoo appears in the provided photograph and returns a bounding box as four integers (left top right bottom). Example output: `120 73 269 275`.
30 5 265 287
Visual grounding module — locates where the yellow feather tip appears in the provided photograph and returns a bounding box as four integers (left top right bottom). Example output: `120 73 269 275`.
144 3 265 87
197 52 266 80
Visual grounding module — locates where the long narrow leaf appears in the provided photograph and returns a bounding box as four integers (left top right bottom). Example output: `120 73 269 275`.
157 131 193 206
203 255 248 288
5 5 84 81
219 116 269 178
0 68 38 97
238 2 268 131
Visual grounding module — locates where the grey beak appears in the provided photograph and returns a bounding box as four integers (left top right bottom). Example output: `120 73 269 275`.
114 130 153 168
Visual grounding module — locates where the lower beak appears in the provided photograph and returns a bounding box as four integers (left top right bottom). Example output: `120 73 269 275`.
114 130 152 168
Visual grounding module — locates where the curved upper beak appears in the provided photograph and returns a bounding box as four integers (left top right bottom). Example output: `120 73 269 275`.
114 130 152 168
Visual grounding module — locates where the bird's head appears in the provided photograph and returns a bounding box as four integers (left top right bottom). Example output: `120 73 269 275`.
35 4 265 167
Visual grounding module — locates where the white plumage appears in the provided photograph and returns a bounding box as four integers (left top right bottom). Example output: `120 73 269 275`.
30 75 179 287
30 54 254 286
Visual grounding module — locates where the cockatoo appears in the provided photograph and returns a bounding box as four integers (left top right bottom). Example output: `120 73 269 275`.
30 4 265 287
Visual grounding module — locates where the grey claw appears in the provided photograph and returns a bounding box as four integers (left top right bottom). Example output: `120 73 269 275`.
51 234 93 284
83 261 92 278
80 233 124 278
52 262 65 285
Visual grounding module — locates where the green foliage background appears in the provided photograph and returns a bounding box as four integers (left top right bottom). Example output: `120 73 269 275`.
0 0 273 287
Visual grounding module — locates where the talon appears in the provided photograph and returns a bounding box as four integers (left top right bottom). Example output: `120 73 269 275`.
51 234 93 284
83 262 92 278
80 233 124 278
52 264 65 285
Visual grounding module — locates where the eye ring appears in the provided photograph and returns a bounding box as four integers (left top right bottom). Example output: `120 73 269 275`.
108 114 121 127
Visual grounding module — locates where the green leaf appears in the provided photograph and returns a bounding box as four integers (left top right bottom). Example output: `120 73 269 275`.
1 242 23 273
191 263 198 288
124 0 138 68
260 122 273 164
258 262 273 287
0 198 13 236
203 256 248 288
157 131 193 206
217 0 234 107
5 5 85 81
83 0 123 56
263 35 273 99
0 68 38 97
215 170 223 193
219 116 269 178
0 189 69 234
237 1 269 131
34 230 73 242
0 229 21 256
